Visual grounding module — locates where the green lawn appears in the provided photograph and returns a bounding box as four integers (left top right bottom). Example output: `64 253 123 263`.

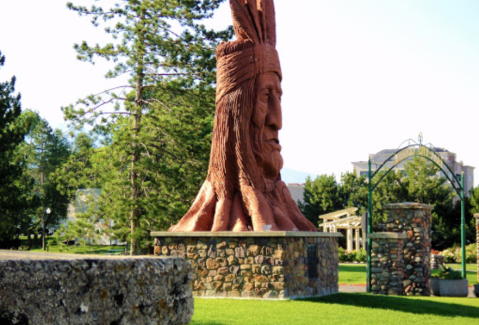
448 263 478 272
18 237 126 255
339 264 367 284
191 294 479 325
339 264 478 285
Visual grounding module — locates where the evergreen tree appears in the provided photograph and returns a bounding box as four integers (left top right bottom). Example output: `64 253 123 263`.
469 186 479 215
62 0 232 254
339 171 368 215
299 175 342 226
0 51 29 247
16 111 71 250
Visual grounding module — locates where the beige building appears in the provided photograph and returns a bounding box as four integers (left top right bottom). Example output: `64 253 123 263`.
352 147 475 197
287 183 305 204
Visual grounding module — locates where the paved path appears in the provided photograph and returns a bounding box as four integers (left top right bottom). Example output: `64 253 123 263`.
339 285 478 298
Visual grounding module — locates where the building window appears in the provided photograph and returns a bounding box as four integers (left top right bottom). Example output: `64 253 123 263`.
360 171 374 178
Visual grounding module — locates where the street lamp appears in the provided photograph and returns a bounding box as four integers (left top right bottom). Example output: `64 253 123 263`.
42 208 51 251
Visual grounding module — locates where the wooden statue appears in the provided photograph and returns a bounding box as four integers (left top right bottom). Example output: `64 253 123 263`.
169 0 317 232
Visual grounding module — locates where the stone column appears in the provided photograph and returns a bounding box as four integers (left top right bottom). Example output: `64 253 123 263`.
369 232 406 295
475 213 479 284
383 203 434 296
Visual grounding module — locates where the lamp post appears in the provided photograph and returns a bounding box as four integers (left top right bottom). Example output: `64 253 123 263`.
43 207 51 251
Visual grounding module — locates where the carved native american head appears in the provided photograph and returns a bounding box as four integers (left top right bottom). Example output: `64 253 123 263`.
169 0 317 232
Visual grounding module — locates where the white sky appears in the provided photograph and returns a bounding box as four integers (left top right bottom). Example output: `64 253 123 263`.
1 0 478 186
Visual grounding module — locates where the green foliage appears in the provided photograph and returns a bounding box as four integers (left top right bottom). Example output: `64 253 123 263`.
431 266 463 280
339 171 368 215
469 186 479 215
60 0 232 254
438 243 477 264
0 51 29 246
14 110 71 249
299 175 342 226
338 247 367 263
370 169 404 226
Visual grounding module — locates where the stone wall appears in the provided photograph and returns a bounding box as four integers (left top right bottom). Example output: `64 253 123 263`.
371 202 433 296
152 232 340 299
475 214 479 284
369 233 405 295
0 251 193 325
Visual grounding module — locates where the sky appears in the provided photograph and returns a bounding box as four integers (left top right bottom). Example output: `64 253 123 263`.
1 0 478 186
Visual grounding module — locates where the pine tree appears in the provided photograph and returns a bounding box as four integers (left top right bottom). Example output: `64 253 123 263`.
0 51 29 247
62 0 232 254
16 110 71 250
299 175 342 226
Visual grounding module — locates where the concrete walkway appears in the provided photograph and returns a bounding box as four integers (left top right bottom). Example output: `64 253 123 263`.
339 284 478 297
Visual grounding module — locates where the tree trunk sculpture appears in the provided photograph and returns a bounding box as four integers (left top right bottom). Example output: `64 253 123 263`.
169 0 317 232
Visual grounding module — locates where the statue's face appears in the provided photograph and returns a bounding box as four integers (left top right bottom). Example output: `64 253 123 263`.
252 72 283 179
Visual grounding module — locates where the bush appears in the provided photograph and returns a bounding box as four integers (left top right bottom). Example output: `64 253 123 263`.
338 248 366 263
431 266 463 280
437 243 477 264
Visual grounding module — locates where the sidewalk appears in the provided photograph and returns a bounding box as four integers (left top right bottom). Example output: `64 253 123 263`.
338 284 478 297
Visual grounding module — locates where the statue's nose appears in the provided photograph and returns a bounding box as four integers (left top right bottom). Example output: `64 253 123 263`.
265 95 282 130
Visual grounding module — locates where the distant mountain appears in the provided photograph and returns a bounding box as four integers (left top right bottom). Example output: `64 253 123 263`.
281 167 318 184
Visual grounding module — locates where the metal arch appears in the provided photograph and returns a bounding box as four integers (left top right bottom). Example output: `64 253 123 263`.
370 143 463 194
371 154 462 197
366 140 467 293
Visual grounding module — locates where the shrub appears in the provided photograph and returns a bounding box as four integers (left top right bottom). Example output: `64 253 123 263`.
437 243 477 264
431 266 463 280
338 248 366 263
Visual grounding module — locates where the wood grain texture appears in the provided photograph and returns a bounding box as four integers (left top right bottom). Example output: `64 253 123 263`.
170 0 317 232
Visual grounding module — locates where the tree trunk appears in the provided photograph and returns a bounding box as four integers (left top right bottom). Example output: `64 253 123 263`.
27 234 32 249
130 13 145 256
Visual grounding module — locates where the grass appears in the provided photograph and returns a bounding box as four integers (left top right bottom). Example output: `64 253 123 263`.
339 264 367 284
17 236 126 255
191 293 479 325
448 263 478 272
339 264 478 285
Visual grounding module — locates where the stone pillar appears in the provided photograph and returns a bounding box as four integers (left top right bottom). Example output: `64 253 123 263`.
383 203 434 296
369 232 406 295
475 213 479 284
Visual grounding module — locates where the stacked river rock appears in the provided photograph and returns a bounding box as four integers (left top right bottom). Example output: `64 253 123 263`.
370 203 433 296
152 232 340 299
369 233 406 295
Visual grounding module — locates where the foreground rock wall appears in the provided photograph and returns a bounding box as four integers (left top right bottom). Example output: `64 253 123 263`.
152 232 340 299
0 251 193 325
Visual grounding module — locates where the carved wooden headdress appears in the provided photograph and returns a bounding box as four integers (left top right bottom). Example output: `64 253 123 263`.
216 0 282 103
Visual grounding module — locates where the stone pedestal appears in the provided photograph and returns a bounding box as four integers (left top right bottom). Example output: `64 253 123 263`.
369 232 406 295
475 214 479 284
151 231 341 299
374 202 433 296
